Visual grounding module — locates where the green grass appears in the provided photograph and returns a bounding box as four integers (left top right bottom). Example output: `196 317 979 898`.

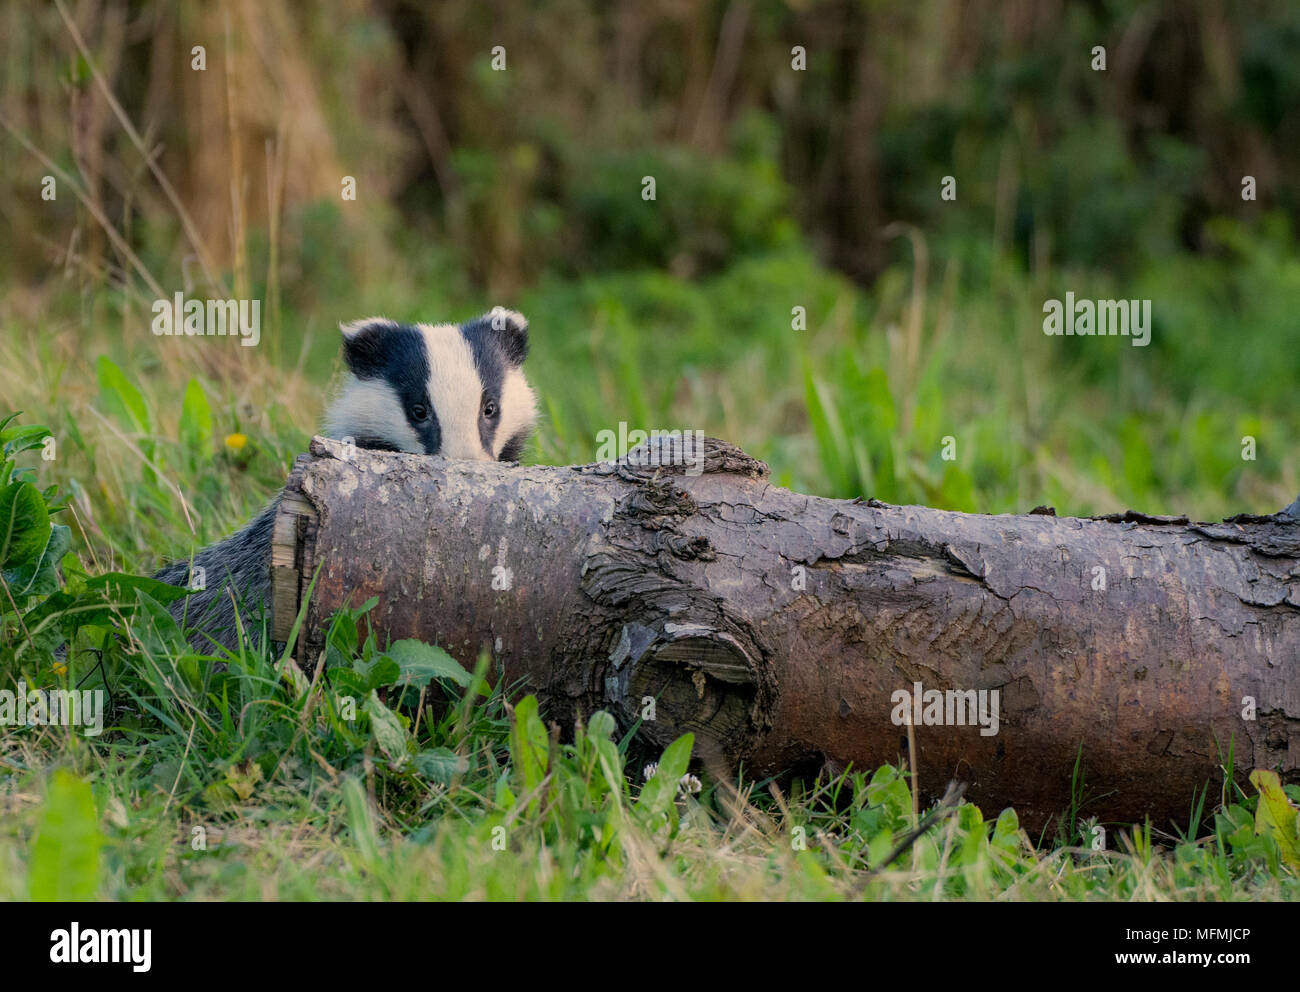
2 131 1298 904
2 219 1299 899
3 651 1298 900
7 228 1294 585
3 629 1298 900
3 0 1299 904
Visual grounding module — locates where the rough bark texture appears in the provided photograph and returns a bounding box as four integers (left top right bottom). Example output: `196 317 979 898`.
270 435 1300 831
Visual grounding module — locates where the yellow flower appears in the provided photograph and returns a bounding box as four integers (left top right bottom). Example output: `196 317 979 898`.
224 432 248 452
53 661 67 676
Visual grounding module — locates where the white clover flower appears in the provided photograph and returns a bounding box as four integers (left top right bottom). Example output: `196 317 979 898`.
642 763 701 796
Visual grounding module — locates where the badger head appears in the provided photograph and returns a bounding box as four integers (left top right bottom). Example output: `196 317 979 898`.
323 309 538 461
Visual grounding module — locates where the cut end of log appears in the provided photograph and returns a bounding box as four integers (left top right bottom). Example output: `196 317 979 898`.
269 457 320 648
606 621 766 765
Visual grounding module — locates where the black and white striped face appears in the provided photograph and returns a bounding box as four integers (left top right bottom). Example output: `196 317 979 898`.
323 310 537 462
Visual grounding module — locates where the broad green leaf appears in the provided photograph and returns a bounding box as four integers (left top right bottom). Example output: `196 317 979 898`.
365 690 409 768
654 731 693 784
2 522 71 598
1 423 53 458
96 356 151 434
351 652 400 691
494 775 516 812
387 639 471 689
129 588 190 659
39 482 65 511
867 828 895 868
59 550 90 592
990 807 1023 866
16 575 187 660
1250 769 1300 870
20 590 129 640
328 668 368 699
510 695 550 811
342 776 379 862
587 710 617 742
29 770 102 901
178 378 213 451
594 738 626 800
87 571 190 605
912 832 940 872
413 747 469 785
957 803 985 865
0 480 49 569
636 732 694 820
323 595 377 656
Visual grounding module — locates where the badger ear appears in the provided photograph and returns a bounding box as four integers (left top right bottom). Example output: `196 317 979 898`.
338 317 398 376
484 308 529 366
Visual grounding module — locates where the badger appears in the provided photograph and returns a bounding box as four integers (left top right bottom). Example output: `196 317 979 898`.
154 309 538 651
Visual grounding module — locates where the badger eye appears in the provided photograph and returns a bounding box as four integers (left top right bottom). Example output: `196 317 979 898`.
410 403 429 422
482 398 499 419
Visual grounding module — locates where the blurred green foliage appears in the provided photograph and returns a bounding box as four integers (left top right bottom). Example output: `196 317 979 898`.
0 0 1295 537
1 1 1299 904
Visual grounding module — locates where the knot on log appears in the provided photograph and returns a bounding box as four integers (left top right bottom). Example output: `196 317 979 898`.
605 621 766 762
656 533 715 560
621 477 698 525
576 435 769 482
615 479 715 564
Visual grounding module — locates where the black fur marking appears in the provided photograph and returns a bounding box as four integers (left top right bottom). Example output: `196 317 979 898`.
349 436 404 453
459 314 521 457
496 428 530 463
464 310 528 366
343 321 442 454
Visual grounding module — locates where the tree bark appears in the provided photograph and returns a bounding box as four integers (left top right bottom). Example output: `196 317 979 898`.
269 435 1300 832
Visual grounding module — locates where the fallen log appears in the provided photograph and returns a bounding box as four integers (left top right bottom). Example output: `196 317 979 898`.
268 435 1300 832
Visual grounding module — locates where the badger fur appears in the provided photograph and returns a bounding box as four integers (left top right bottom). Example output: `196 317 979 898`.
154 309 538 652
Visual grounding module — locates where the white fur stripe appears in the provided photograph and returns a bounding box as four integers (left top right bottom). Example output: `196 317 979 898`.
495 367 537 457
416 322 491 461
322 376 423 452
